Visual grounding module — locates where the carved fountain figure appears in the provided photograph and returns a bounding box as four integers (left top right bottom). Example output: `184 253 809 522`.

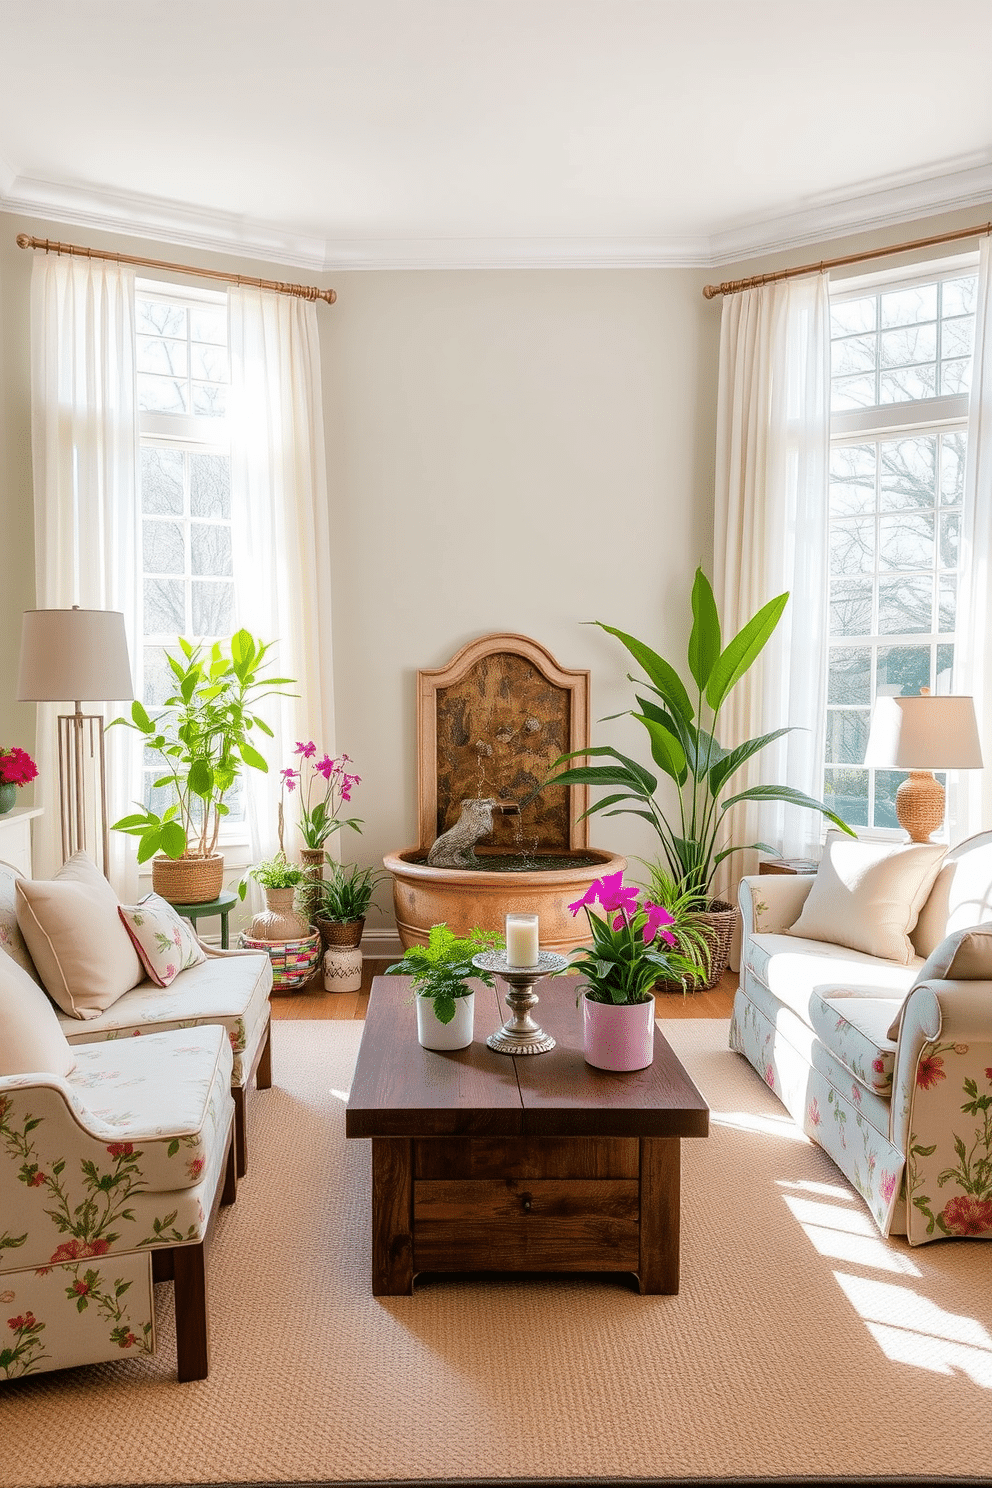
384 633 626 952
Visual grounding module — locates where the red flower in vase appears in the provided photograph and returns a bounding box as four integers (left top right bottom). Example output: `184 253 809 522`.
0 747 38 787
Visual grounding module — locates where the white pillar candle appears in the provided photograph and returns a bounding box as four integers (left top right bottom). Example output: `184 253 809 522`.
505 912 539 968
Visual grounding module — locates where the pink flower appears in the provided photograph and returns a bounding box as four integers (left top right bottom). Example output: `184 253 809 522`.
642 900 676 946
872 1057 885 1074
7 1312 36 1332
27 1170 46 1187
765 1063 775 1088
0 746 39 787
107 1142 134 1158
916 1055 946 1090
808 1098 822 1127
294 741 316 758
315 753 337 781
940 1195 992 1236
187 1156 205 1180
118 1331 137 1349
569 870 640 923
164 963 176 980
851 1084 862 1106
879 1170 897 1204
72 1279 90 1297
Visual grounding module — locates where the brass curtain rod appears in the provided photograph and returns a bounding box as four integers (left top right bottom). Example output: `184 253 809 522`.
15 233 336 304
702 220 992 300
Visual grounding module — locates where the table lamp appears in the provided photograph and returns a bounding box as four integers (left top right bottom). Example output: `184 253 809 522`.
17 607 133 875
863 692 983 842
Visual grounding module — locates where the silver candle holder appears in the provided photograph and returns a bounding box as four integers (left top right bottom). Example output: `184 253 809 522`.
472 948 569 1055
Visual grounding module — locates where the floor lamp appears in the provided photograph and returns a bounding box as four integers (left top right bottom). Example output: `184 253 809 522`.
863 692 984 842
16 607 134 876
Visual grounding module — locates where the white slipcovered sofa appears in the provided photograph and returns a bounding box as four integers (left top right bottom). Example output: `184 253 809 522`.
0 855 272 1177
730 830 992 1245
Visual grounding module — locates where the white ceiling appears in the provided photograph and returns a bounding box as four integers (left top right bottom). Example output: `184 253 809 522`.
3 0 992 271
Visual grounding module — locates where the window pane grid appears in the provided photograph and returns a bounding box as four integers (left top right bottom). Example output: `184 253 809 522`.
827 267 975 832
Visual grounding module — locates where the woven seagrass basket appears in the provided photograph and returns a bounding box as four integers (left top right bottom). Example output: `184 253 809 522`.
314 915 365 951
151 852 225 905
655 898 738 995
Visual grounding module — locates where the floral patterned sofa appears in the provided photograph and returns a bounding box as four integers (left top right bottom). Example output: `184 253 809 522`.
0 856 272 1178
1 940 237 1380
730 830 992 1244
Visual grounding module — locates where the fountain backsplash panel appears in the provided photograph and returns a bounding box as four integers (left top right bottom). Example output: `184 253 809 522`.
384 633 626 952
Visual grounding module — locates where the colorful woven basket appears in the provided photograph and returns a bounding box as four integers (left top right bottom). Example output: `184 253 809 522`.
238 930 321 991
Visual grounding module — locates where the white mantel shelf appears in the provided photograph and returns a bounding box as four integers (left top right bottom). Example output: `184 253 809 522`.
0 805 43 877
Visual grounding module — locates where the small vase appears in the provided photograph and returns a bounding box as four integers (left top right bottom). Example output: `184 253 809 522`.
248 886 309 942
323 945 363 993
0 782 16 815
582 991 655 1071
416 991 475 1051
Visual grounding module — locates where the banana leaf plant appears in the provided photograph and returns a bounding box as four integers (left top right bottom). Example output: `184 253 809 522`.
543 568 853 909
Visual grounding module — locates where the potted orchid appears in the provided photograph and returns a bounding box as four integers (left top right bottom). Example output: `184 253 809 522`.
279 743 362 854
0 746 38 816
566 870 702 1070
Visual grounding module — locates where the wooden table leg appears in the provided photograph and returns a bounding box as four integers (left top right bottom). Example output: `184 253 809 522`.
371 1137 414 1296
638 1137 680 1294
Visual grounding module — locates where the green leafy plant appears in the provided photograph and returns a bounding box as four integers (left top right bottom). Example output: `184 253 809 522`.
636 860 714 983
386 923 502 1024
566 870 702 1005
543 568 853 907
314 862 387 923
110 630 295 864
237 853 309 901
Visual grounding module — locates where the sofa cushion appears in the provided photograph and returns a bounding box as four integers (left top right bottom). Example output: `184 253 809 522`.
885 924 992 1039
118 894 207 987
0 946 75 1078
744 930 919 1013
787 832 947 964
911 834 992 958
57 949 272 1087
807 992 900 1094
15 853 143 1019
0 859 42 983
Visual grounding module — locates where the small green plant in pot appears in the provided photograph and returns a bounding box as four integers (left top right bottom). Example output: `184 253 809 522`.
313 862 388 950
238 853 311 942
636 860 715 993
386 924 502 1051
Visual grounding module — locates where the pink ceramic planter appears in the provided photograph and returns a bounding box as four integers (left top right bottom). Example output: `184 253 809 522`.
582 993 655 1071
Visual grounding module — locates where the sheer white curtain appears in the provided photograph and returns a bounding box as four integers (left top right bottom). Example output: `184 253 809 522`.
957 238 992 836
29 254 141 891
228 287 334 865
712 273 831 904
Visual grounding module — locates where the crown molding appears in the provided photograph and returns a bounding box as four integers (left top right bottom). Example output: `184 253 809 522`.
3 153 992 273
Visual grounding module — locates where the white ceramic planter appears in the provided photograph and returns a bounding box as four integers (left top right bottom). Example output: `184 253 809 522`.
416 990 475 1050
582 991 655 1071
323 945 363 993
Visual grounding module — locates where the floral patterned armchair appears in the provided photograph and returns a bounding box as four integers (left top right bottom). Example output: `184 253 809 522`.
1 941 237 1381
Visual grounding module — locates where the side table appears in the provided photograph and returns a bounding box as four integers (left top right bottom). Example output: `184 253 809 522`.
172 889 240 949
758 857 818 876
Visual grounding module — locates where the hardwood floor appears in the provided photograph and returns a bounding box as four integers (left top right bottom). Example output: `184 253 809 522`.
269 961 738 1021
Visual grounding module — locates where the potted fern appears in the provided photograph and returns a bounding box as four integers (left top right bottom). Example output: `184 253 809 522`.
386 924 502 1051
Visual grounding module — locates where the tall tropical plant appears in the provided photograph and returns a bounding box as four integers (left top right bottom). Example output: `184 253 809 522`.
543 568 852 907
111 630 295 863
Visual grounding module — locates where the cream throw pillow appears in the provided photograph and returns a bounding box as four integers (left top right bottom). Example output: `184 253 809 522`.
787 831 947 965
0 945 75 1077
118 894 207 987
15 852 144 1019
886 924 992 1039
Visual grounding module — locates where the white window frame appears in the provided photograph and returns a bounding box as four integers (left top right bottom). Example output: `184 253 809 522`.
825 251 979 842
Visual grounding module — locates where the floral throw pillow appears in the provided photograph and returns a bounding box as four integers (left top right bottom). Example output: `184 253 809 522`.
118 894 207 987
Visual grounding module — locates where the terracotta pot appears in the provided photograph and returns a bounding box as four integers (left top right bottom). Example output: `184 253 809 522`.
151 852 224 905
582 992 655 1072
248 886 309 942
416 991 475 1051
382 847 627 955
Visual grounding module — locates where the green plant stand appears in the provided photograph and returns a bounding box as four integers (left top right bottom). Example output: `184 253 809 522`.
171 889 240 949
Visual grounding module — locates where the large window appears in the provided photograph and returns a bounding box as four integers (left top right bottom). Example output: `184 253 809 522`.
136 280 241 826
824 261 978 832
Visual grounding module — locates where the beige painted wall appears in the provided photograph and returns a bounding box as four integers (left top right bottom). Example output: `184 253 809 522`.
0 213 719 928
3 198 990 932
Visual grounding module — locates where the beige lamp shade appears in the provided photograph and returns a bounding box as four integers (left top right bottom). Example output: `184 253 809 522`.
864 695 983 772
17 608 133 704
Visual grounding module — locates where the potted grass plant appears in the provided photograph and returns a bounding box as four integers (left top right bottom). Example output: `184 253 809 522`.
544 568 852 985
386 924 502 1051
111 630 295 903
313 862 387 951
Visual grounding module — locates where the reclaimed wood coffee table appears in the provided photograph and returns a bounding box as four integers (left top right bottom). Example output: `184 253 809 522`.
345 976 709 1295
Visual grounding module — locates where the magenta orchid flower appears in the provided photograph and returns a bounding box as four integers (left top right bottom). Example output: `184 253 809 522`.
567 869 697 1006
642 901 676 946
279 743 363 850
294 740 317 758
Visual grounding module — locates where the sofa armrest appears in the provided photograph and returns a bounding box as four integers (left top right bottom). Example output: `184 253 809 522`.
889 978 992 1243
738 873 815 939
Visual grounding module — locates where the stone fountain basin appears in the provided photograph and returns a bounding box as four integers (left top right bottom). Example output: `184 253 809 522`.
383 847 627 954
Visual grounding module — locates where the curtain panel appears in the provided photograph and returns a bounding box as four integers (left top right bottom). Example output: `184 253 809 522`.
29 254 141 892
228 287 335 871
712 274 831 905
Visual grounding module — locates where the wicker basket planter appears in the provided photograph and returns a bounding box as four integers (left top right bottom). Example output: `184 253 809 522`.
238 931 322 992
151 852 225 906
314 915 365 951
655 899 738 995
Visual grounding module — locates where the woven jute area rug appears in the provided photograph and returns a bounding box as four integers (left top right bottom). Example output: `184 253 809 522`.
1 1017 989 1488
